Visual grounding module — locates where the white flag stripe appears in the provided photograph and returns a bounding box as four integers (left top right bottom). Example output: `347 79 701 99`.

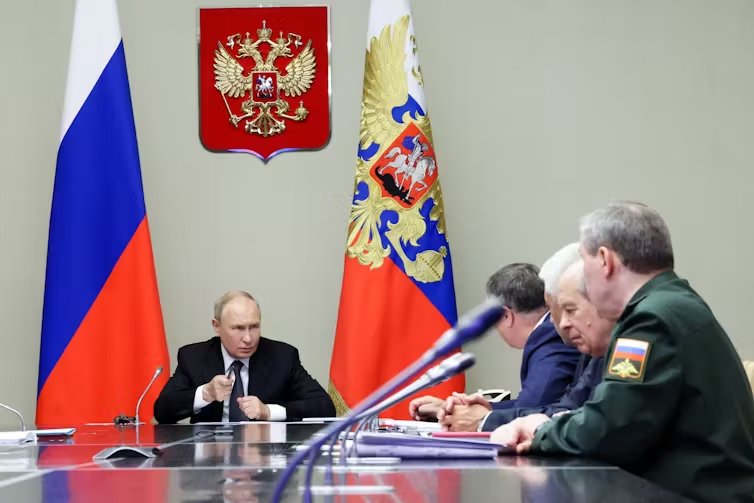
61 0 121 140
616 338 650 350
366 0 409 42
366 0 426 113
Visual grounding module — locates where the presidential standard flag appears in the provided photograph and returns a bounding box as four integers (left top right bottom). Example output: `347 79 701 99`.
329 0 462 419
37 0 169 425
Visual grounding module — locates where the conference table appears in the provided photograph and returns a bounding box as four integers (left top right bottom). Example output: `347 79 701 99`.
0 422 691 502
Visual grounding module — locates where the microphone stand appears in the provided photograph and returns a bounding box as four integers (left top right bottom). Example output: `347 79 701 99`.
93 430 216 464
135 367 163 427
93 367 164 460
318 351 475 497
93 439 157 460
286 347 439 502
316 354 475 497
271 299 501 502
340 352 475 463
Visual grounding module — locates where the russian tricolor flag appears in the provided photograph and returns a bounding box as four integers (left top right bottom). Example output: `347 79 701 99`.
329 0 462 419
37 0 169 425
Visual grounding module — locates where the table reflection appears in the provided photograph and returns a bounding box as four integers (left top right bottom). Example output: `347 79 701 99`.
0 424 693 502
192 424 289 468
502 456 689 503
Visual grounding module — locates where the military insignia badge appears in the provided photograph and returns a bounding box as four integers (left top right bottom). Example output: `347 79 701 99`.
198 7 330 161
608 338 651 381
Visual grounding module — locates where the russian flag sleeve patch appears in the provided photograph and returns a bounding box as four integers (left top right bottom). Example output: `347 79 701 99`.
607 338 651 382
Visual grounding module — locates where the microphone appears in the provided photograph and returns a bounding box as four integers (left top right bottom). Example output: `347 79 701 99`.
93 366 164 460
113 366 164 426
135 367 163 426
0 402 26 431
345 353 476 461
358 352 476 421
272 299 503 502
0 403 77 440
431 298 504 358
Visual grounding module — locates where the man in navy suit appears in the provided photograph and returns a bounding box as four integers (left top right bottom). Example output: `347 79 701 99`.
484 263 581 412
154 290 334 424
439 252 614 432
409 262 580 426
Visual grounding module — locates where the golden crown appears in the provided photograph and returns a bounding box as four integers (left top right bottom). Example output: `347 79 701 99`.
257 20 272 40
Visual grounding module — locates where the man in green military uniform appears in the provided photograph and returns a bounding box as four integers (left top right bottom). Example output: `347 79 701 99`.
492 201 754 503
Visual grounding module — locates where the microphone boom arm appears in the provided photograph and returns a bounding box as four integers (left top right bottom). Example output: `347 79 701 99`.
135 367 163 426
272 299 503 502
0 403 25 432
355 352 476 422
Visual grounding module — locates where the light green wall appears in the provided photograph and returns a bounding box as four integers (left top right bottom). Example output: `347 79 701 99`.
2 0 753 424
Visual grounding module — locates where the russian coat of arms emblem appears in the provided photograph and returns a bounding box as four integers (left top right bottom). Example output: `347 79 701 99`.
346 15 450 285
199 7 330 161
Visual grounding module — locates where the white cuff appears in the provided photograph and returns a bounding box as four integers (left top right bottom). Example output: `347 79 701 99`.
478 411 492 432
267 404 287 421
193 385 212 413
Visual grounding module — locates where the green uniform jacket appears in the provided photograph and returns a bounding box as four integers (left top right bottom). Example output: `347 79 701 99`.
531 271 754 502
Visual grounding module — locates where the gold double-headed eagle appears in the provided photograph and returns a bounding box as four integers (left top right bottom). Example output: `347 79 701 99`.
347 16 449 284
213 20 316 137
610 359 640 379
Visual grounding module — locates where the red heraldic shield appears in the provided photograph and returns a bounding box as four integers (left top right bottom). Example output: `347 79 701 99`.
199 7 330 161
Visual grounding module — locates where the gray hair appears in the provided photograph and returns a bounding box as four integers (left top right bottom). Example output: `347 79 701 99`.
213 290 258 321
486 263 546 314
539 243 581 296
579 201 674 274
561 259 588 296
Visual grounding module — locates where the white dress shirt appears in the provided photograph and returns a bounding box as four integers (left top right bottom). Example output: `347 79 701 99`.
192 344 287 421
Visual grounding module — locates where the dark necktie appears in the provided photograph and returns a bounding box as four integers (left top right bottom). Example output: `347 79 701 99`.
228 360 247 422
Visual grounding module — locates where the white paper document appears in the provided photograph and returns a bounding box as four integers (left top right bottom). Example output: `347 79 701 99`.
0 431 37 445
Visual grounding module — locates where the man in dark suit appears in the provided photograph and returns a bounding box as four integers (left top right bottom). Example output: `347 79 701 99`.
409 263 580 427
480 258 611 431
154 290 335 423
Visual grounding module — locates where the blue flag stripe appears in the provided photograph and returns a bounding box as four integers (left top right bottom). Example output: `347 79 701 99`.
382 204 458 326
352 180 458 326
38 41 146 393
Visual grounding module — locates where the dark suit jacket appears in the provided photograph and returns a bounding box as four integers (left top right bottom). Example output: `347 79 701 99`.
544 356 604 415
482 356 605 431
491 315 580 411
153 336 335 423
